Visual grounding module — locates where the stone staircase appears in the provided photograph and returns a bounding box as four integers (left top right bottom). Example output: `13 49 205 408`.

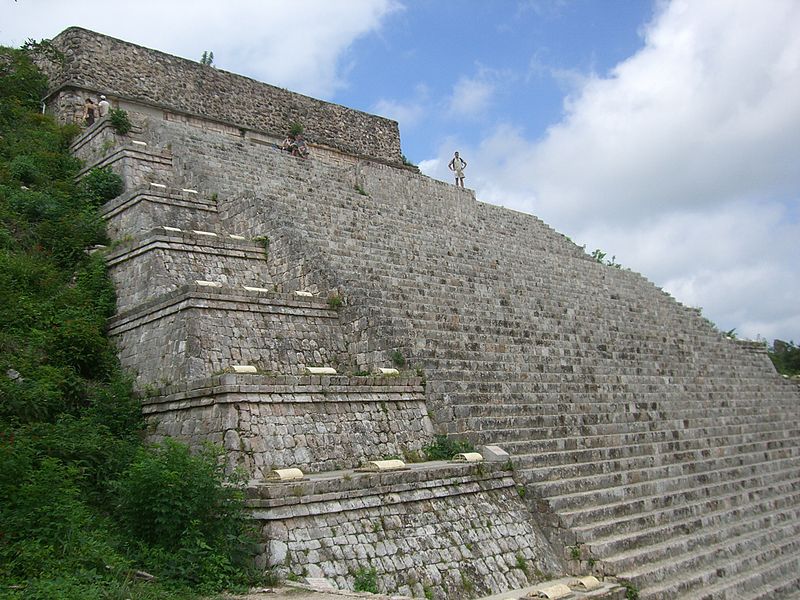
124 118 800 599
78 114 570 598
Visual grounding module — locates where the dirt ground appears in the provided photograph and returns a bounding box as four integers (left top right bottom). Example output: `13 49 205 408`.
224 583 409 600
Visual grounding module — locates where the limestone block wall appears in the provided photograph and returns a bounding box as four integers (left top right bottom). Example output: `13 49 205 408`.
100 186 218 239
131 116 414 368
249 464 563 599
70 117 133 166
107 286 351 386
39 27 402 164
142 374 433 476
105 230 272 313
76 142 174 192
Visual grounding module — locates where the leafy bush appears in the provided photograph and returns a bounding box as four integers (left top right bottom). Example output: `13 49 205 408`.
108 108 132 135
327 293 343 309
423 434 475 460
353 566 379 593
0 45 48 109
79 166 123 205
770 340 800 376
9 155 42 185
390 349 406 368
114 440 255 589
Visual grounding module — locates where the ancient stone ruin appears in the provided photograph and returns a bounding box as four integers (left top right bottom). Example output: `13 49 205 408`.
37 27 800 599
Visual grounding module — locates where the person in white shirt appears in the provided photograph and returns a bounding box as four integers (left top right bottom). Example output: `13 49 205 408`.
449 151 467 188
98 95 110 118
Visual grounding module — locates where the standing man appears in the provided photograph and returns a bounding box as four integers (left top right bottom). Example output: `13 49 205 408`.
449 151 467 188
98 95 111 118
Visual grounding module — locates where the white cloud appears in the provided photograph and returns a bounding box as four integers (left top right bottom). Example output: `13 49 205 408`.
373 83 430 128
446 0 800 341
374 98 423 126
522 0 800 227
0 0 402 98
446 75 495 118
417 158 440 175
572 200 800 340
445 64 520 119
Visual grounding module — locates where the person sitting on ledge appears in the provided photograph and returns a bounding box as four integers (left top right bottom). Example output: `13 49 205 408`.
292 134 309 159
278 133 295 153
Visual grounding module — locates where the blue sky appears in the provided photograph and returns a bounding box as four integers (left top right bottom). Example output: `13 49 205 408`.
3 0 799 344
337 1 657 162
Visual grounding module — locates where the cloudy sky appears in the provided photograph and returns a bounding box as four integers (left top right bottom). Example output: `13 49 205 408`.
2 0 799 343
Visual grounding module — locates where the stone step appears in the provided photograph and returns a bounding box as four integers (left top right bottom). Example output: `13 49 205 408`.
556 461 800 530
433 381 793 404
487 420 797 452
586 485 800 558
618 517 800 597
571 474 800 544
512 432 800 485
519 440 800 490
609 505 800 585
529 446 800 501
482 418 800 455
457 406 790 428
666 541 800 600
544 454 800 513
452 401 790 420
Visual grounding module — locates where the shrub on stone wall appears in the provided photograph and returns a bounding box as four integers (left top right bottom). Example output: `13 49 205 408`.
79 166 123 206
423 434 475 460
108 108 132 135
114 440 256 589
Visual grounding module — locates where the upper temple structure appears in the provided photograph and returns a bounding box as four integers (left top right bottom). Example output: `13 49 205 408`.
34 27 800 599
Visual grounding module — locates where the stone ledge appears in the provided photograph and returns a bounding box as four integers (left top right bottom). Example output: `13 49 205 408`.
76 143 172 179
105 227 263 264
246 462 515 513
101 185 217 220
142 390 426 414
69 116 140 155
140 373 426 412
107 284 336 334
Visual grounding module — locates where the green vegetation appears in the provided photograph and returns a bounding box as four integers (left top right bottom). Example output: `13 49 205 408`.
422 434 475 460
769 340 800 377
254 234 270 257
79 165 123 206
200 51 214 66
619 580 640 600
514 553 529 576
589 247 625 269
389 349 406 368
459 570 475 595
352 566 378 594
108 108 132 135
327 293 343 310
0 45 258 598
288 121 304 137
